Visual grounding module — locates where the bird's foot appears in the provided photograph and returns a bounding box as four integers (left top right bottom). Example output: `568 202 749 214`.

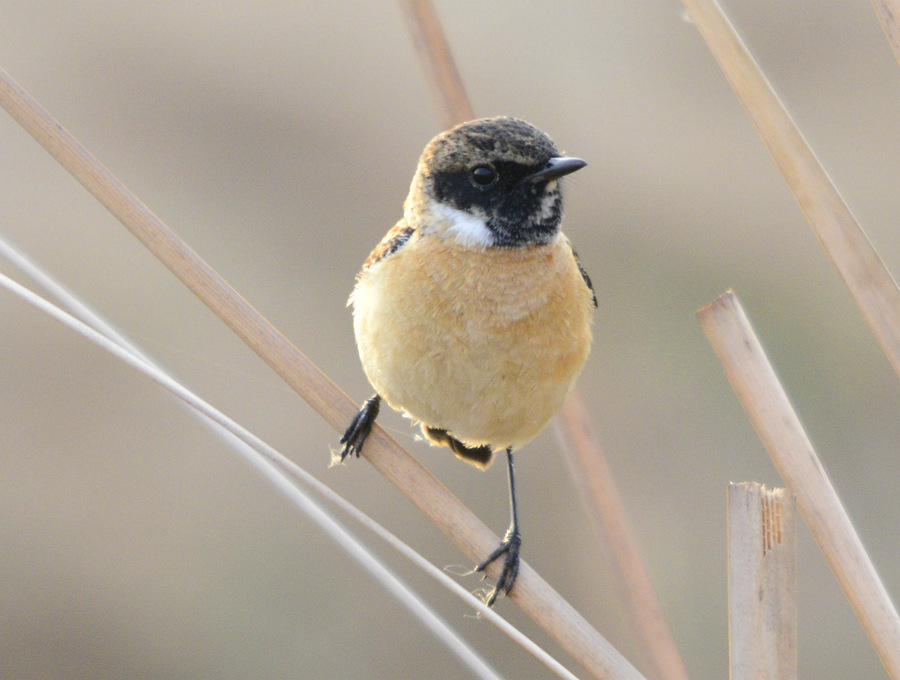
339 395 380 461
474 527 521 607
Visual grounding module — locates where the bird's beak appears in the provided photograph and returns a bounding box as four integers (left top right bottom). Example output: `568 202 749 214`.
526 156 587 183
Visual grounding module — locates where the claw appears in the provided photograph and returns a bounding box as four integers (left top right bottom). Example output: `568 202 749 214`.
339 395 381 461
472 447 522 607
475 528 522 607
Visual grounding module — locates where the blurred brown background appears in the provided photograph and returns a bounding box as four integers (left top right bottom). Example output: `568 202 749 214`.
2 2 900 678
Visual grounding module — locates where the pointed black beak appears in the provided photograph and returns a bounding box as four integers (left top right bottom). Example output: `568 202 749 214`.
526 156 587 183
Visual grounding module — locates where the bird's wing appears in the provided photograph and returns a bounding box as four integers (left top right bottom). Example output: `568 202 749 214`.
359 221 416 276
572 248 597 309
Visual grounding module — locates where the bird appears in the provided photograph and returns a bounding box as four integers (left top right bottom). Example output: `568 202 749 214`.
339 116 596 606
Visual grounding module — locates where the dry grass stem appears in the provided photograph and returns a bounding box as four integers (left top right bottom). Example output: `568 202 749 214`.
683 0 900 382
395 0 474 128
0 261 587 680
0 270 506 680
872 0 900 66
698 291 900 679
0 66 647 680
727 483 796 680
398 6 687 678
556 392 690 680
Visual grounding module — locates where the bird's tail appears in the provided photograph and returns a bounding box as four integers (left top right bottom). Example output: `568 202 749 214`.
422 426 494 469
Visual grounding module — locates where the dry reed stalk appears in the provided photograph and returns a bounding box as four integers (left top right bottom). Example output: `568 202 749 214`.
556 392 690 680
396 0 474 128
396 3 689 678
698 291 900 679
682 0 900 382
0 66 648 680
872 0 900 66
727 482 796 680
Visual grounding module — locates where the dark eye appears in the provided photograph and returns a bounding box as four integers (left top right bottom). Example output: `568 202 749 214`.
470 165 497 187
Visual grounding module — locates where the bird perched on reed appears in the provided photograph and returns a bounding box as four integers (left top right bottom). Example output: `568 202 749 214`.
340 116 595 606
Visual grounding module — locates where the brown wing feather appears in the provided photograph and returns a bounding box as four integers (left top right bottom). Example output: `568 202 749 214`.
360 221 416 275
572 248 597 308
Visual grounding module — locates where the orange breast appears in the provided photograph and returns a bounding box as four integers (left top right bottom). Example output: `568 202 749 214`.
351 232 594 453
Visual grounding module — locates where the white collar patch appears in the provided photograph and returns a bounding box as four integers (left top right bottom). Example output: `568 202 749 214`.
429 201 495 247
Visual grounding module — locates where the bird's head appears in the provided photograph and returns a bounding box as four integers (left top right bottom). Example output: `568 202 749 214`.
405 117 586 248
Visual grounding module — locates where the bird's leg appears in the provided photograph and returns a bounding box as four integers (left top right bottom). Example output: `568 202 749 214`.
475 447 522 607
339 394 381 461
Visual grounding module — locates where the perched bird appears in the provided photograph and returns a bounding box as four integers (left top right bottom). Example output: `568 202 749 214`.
340 116 595 606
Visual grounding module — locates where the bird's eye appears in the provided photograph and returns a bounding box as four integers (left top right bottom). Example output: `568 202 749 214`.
470 165 497 187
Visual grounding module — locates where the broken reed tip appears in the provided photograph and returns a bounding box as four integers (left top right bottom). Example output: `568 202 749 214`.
729 482 791 555
696 289 735 318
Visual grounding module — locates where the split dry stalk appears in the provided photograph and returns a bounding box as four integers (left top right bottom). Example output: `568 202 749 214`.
683 0 900 382
698 291 900 679
727 482 796 680
0 65 646 680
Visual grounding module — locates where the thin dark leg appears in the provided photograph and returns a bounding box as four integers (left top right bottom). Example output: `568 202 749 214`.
339 394 380 461
475 447 522 607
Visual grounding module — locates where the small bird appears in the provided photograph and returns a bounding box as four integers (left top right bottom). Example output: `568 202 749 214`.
340 116 595 606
